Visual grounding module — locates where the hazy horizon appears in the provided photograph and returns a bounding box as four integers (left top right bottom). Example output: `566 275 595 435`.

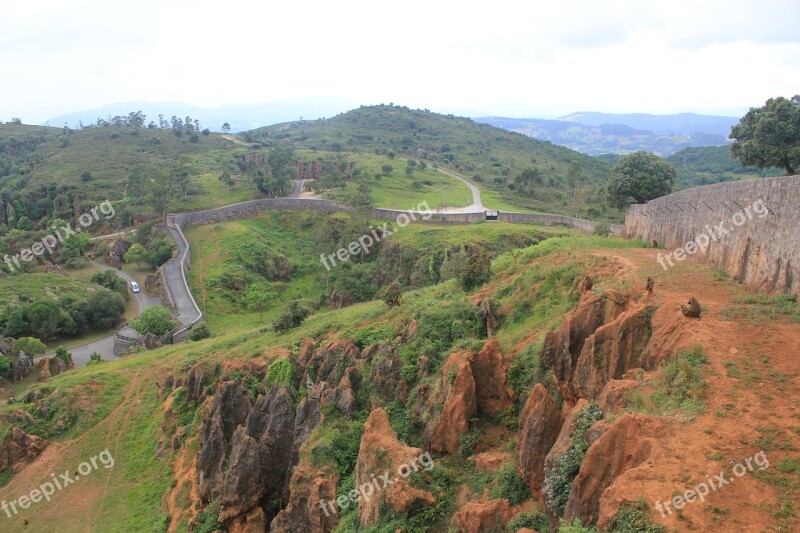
2 0 798 124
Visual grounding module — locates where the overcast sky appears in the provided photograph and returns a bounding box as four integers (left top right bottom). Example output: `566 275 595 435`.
2 0 799 123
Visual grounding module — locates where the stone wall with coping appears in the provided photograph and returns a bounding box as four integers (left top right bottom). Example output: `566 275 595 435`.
624 175 800 294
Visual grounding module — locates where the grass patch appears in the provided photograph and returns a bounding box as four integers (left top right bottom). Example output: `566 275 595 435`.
625 345 708 420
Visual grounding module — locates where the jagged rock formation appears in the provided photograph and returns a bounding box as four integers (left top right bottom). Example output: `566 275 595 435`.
0 427 48 472
471 338 514 418
541 290 655 403
355 408 435 526
479 298 498 337
515 383 564 494
197 382 253 502
426 351 477 454
34 354 75 381
453 496 513 533
270 465 339 533
564 413 669 529
106 238 132 268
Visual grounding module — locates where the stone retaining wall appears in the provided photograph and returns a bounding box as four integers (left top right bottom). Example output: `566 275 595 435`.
624 175 800 294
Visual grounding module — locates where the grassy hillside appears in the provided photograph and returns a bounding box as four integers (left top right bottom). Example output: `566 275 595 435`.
245 104 622 220
185 211 565 333
667 145 783 190
0 123 261 219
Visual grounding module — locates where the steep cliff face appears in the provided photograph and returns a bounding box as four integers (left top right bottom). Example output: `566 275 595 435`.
270 465 339 533
515 383 564 495
355 408 435 526
197 382 253 503
564 413 669 528
541 290 656 403
471 338 514 418
426 351 477 455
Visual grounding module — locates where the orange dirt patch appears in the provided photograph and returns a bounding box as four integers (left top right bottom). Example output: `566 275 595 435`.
590 247 800 532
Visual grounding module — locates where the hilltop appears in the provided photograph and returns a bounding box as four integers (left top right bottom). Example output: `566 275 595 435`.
247 105 621 219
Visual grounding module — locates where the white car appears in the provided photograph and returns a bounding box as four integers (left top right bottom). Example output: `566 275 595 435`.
130 281 140 293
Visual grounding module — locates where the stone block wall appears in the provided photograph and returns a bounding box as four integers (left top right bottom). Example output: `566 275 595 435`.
624 175 800 294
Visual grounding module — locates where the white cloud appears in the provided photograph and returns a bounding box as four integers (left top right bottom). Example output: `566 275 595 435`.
0 0 798 122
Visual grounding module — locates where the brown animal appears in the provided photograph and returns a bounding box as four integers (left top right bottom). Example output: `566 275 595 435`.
652 239 658 248
681 297 701 317
578 275 593 292
645 277 654 292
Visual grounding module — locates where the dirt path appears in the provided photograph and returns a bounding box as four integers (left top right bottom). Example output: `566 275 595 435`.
594 247 800 532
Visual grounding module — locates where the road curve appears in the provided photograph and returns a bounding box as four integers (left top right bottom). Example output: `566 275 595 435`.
35 261 160 367
433 166 484 210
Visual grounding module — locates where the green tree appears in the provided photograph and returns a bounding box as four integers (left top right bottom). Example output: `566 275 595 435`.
147 174 176 222
243 285 274 322
349 181 374 211
12 337 46 362
730 95 800 175
381 164 393 176
64 232 90 256
222 123 231 134
218 168 234 190
16 216 33 230
607 151 675 208
272 300 311 333
1 306 29 337
383 281 403 307
125 243 149 269
85 290 125 329
130 306 177 336
0 355 13 380
26 301 65 344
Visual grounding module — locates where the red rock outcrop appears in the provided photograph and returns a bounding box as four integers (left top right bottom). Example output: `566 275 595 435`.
356 408 435 526
597 379 638 413
453 497 513 533
563 413 669 527
270 465 339 533
0 426 48 472
541 291 625 403
471 338 514 418
515 384 564 494
572 303 655 399
427 351 477 454
228 507 267 533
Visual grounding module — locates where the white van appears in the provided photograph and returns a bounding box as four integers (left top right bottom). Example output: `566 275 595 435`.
130 281 140 293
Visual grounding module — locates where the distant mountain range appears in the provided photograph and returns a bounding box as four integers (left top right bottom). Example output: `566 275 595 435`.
47 102 741 157
474 112 740 156
46 99 357 133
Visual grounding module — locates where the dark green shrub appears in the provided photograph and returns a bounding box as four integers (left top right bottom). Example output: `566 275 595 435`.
506 510 549 532
492 462 530 505
610 499 666 532
186 323 211 341
273 300 312 333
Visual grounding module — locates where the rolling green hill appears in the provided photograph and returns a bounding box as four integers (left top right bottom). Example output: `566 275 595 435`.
246 104 621 220
666 145 783 189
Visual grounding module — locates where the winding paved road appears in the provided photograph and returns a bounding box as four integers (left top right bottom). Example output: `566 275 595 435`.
36 261 160 367
433 166 484 210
